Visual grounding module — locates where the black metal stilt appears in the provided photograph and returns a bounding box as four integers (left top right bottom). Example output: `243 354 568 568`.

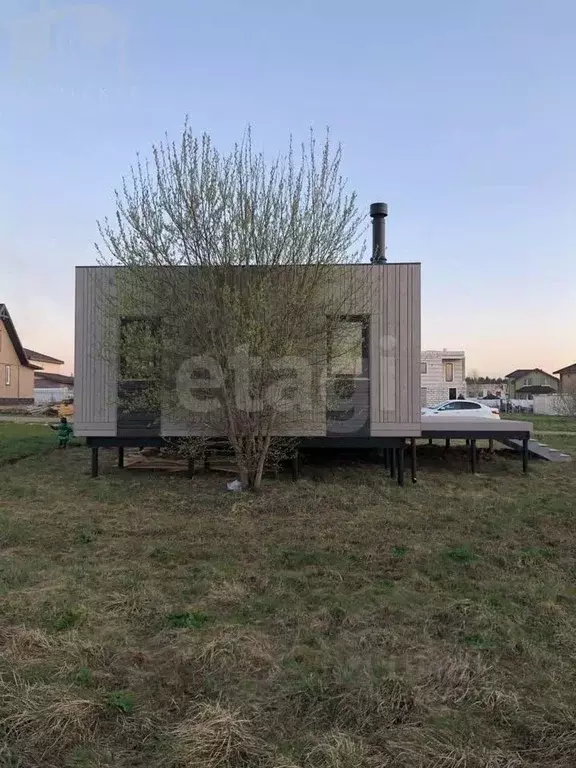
292 449 300 480
187 456 195 478
428 437 433 446
118 446 124 469
91 447 99 478
410 437 417 483
445 438 451 450
397 444 405 487
470 439 477 473
383 448 389 469
522 437 529 474
489 438 494 453
390 447 396 479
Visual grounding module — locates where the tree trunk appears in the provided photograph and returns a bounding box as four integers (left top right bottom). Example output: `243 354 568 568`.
252 433 272 491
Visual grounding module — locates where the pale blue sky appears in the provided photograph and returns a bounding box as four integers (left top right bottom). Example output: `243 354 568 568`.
1 0 575 375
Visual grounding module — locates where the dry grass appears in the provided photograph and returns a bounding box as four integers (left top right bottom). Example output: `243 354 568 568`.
166 702 269 767
1 443 576 766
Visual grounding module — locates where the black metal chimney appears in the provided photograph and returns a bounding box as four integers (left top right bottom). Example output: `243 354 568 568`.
370 202 388 264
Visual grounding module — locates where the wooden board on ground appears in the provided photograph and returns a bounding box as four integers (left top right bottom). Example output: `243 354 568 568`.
124 453 188 473
123 451 238 475
123 450 279 478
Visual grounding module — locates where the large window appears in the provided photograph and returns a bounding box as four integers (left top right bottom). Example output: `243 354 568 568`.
119 317 160 380
444 362 454 382
328 317 368 378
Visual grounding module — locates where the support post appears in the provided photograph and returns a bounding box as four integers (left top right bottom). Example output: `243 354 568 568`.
445 438 451 450
292 449 300 481
187 456 195 478
383 447 389 469
489 438 494 453
428 437 433 446
397 443 405 487
410 437 417 483
389 447 396 479
118 446 124 469
465 438 470 447
522 437 529 474
470 439 477 473
91 446 99 478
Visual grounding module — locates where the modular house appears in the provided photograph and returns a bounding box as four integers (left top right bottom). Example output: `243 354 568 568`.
74 205 422 447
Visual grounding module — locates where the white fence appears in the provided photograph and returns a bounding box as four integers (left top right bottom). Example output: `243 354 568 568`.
34 387 73 405
473 398 534 414
533 394 566 416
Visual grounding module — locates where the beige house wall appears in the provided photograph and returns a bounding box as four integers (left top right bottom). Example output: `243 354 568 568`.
0 319 35 402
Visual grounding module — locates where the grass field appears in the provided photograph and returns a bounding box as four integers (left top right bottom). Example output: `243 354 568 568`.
502 413 576 432
1 440 576 767
0 422 64 465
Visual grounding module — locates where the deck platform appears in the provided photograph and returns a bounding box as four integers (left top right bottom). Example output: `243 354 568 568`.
421 416 532 440
86 417 561 485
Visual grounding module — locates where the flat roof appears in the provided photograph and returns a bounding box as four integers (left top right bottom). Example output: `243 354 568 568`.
75 262 422 268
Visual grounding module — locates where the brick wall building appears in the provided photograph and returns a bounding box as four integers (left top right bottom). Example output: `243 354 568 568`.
421 350 466 406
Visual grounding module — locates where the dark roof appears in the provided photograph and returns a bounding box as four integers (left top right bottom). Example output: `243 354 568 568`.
34 372 73 386
24 348 64 365
505 369 532 379
516 384 558 395
0 304 34 368
554 363 576 375
505 367 558 381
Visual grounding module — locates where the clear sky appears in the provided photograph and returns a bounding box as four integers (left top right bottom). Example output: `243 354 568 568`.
1 0 575 376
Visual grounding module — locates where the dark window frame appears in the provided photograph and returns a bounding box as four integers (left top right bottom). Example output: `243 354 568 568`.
327 315 370 379
119 316 161 381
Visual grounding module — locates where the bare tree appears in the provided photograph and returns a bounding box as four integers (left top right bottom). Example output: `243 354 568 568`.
96 124 366 489
554 383 576 421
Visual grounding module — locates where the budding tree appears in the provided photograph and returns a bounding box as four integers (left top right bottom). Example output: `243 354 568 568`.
96 124 366 489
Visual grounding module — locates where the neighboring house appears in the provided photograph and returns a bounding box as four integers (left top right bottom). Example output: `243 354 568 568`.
504 368 559 400
466 380 504 399
23 349 73 404
421 350 466 406
0 304 37 407
33 372 74 405
24 348 65 374
74 262 422 441
553 363 576 393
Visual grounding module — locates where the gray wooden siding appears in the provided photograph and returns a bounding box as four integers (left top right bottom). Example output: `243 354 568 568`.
362 264 421 431
74 267 118 437
75 264 421 438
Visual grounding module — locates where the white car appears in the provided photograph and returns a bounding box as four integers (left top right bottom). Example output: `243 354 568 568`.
422 399 500 419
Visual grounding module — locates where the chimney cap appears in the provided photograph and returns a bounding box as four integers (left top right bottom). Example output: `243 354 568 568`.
370 202 388 218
